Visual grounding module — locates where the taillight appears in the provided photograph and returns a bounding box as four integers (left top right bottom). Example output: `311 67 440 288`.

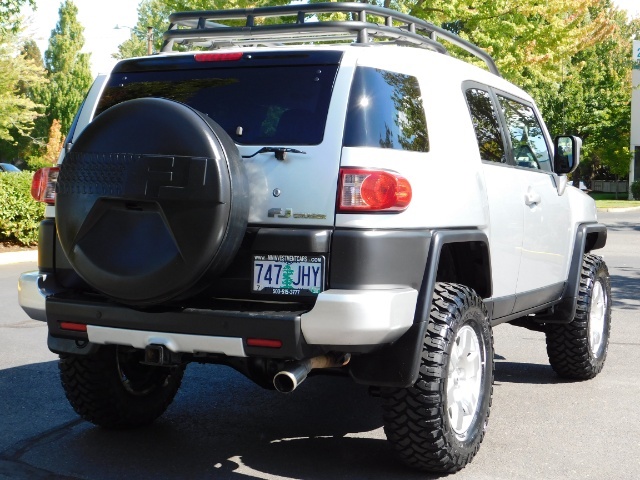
31 167 59 204
338 168 412 212
194 52 243 62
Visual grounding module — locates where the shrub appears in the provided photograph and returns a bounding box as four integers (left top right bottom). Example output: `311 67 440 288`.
0 171 44 245
632 181 640 200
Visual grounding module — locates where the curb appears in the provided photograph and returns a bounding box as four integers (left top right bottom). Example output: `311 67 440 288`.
0 250 38 266
597 206 640 213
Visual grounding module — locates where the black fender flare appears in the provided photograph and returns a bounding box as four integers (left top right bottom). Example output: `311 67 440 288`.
349 229 491 388
541 222 607 323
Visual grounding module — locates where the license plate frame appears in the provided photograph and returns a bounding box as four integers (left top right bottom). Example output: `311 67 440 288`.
252 254 325 297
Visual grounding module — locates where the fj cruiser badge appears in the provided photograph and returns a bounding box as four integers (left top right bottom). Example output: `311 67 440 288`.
268 208 326 220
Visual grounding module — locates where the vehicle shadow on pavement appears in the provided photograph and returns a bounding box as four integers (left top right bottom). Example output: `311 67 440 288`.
1 362 450 480
609 271 640 310
494 361 564 385
600 221 640 233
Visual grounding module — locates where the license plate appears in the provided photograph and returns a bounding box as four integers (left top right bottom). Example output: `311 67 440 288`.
252 255 324 296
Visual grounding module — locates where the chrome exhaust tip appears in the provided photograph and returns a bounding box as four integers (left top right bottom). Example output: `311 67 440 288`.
273 353 351 393
273 361 311 393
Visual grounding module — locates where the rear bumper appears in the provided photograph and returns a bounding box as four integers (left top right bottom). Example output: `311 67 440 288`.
18 271 57 322
21 273 418 359
20 225 428 360
45 292 310 358
300 288 417 344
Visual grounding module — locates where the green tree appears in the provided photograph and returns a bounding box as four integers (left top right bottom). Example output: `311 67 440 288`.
396 0 611 100
40 0 93 136
0 38 47 163
20 38 43 69
541 2 639 191
0 0 35 33
0 27 47 150
26 118 64 170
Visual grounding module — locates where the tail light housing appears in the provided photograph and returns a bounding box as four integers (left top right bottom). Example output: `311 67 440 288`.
31 167 59 204
338 168 412 212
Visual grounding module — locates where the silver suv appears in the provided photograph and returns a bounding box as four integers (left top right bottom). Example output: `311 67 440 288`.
20 3 610 473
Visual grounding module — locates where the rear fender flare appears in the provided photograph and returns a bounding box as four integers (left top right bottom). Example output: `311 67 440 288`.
349 229 491 387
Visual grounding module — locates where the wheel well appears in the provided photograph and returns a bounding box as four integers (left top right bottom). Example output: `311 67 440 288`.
435 241 491 299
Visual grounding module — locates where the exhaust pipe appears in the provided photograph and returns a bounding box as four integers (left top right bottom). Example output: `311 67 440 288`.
273 353 351 393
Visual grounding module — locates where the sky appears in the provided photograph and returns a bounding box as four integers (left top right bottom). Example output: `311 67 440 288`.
615 0 640 17
22 0 640 78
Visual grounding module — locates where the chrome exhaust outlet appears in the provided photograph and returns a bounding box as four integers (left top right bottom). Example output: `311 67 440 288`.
273 353 351 393
273 360 312 393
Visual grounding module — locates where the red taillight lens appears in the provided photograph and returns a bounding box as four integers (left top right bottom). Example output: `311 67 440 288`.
338 168 412 212
194 52 243 62
31 167 59 204
246 338 282 349
60 322 87 332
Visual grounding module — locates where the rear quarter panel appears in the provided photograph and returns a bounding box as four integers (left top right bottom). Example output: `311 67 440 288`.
335 49 489 230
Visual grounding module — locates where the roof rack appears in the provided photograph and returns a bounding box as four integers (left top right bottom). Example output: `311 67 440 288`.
161 2 500 76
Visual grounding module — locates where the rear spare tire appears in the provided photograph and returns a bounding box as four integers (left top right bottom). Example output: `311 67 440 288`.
56 98 249 305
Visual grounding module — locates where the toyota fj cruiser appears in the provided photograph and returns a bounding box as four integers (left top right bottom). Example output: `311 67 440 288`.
19 3 611 473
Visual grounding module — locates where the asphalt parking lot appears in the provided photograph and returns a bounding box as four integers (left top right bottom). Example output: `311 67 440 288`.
0 209 638 479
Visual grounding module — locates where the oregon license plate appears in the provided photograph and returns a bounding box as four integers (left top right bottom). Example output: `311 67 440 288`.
252 255 325 296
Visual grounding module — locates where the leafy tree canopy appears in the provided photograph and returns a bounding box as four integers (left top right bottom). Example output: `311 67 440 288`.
0 0 35 33
0 26 47 146
40 0 93 136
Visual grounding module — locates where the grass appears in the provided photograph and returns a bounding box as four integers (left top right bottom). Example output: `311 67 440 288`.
589 192 640 209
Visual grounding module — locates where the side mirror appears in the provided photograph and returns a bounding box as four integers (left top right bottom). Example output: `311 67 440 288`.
553 135 581 175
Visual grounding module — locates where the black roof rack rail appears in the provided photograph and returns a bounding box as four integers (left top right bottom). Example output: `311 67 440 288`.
161 2 500 76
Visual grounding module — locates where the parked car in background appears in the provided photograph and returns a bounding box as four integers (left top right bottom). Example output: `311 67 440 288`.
0 163 20 172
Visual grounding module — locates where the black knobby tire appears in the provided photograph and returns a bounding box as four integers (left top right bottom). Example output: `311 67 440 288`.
59 346 185 429
545 254 611 379
382 283 494 473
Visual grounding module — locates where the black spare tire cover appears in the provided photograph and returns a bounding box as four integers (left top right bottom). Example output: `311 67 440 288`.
56 98 249 305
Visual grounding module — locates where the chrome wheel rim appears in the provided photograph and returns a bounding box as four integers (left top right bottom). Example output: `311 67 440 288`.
447 325 483 435
588 280 606 357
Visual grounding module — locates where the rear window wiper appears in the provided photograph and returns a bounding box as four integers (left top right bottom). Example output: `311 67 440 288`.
242 147 307 161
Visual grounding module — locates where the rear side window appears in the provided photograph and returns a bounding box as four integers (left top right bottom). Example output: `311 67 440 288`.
95 64 339 146
465 88 505 163
344 67 428 152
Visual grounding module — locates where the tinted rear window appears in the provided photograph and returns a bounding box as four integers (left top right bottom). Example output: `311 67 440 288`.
95 64 339 146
